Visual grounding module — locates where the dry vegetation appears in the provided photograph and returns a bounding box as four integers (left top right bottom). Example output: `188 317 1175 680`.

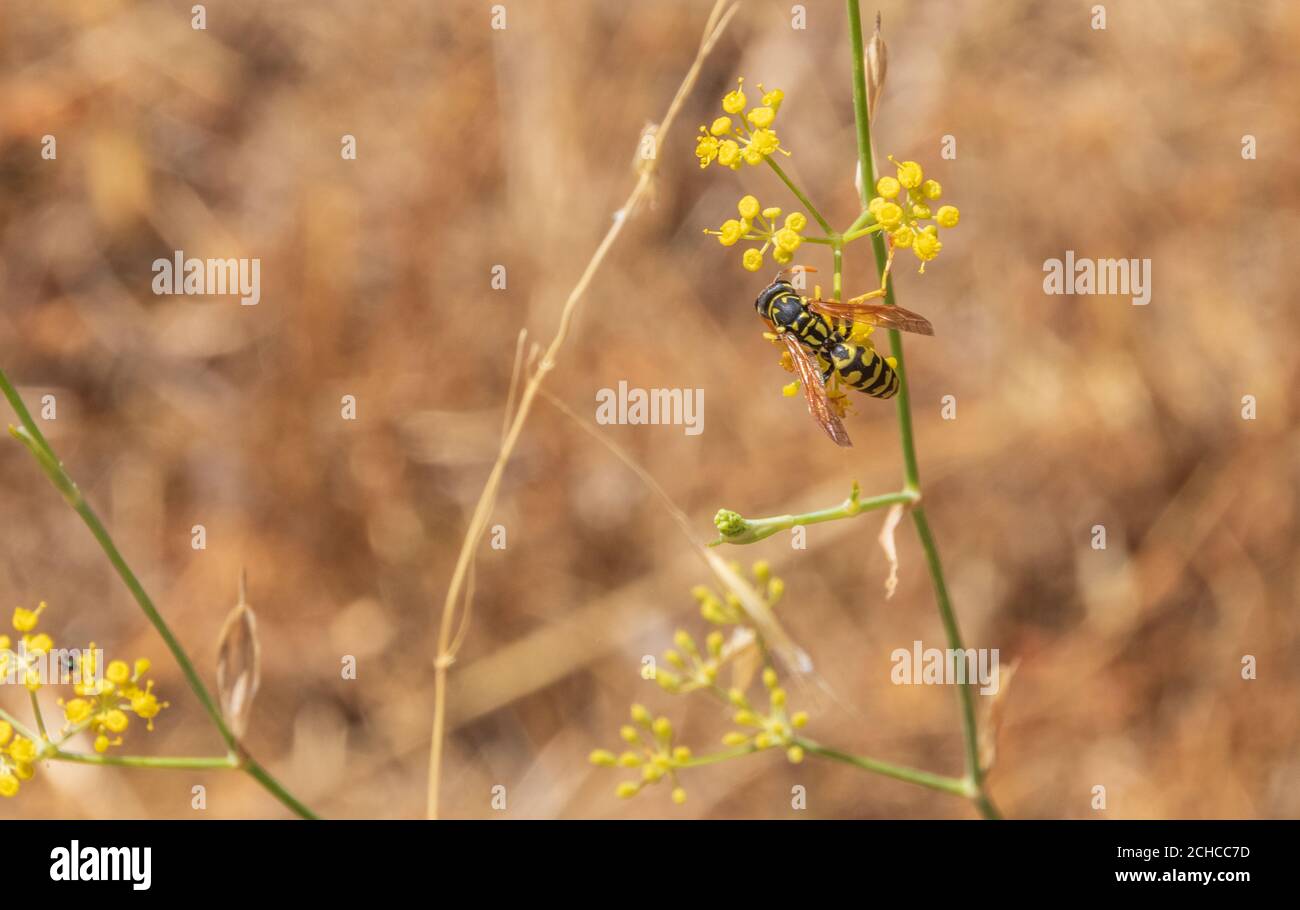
1 0 1297 818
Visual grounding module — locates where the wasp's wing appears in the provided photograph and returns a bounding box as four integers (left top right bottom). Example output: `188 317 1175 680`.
779 333 852 447
807 299 935 336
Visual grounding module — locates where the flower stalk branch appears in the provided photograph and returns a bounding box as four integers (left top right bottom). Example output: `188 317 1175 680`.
712 483 918 545
0 367 318 819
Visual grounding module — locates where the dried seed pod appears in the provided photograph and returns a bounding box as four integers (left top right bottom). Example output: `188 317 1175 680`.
867 12 888 122
217 570 261 740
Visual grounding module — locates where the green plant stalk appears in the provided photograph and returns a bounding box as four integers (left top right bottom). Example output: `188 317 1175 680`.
29 691 48 740
793 737 971 797
0 367 318 819
766 157 836 237
0 707 39 742
46 749 238 770
712 487 918 545
846 0 999 819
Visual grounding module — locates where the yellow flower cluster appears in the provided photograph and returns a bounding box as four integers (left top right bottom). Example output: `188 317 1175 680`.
691 559 783 625
868 156 960 271
0 601 54 692
61 650 168 754
695 79 789 170
721 667 808 764
705 195 808 272
654 628 725 695
589 704 695 805
0 722 38 798
588 565 813 807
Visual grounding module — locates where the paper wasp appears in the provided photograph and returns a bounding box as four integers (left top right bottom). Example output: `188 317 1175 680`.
754 256 933 447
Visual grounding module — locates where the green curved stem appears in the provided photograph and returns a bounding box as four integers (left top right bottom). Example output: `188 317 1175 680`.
0 367 318 820
765 157 836 237
846 0 999 820
713 486 918 545
49 749 238 770
793 737 971 797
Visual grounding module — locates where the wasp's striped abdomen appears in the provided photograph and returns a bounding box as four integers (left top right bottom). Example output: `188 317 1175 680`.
828 341 900 399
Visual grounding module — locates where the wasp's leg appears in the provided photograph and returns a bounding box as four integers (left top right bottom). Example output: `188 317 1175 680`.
842 242 897 306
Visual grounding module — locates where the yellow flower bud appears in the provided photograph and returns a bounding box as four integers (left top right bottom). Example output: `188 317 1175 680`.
104 709 129 733
671 787 687 805
761 206 782 220
0 721 10 745
733 710 759 727
767 577 785 602
0 774 18 798
791 711 809 728
895 158 923 188
784 212 807 232
695 133 719 168
106 660 131 685
875 202 903 228
722 79 746 114
772 247 793 265
620 725 639 743
722 732 749 746
891 225 915 248
630 704 651 725
754 733 773 749
717 139 741 169
715 219 743 247
935 205 960 228
616 781 640 799
737 195 761 219
770 687 787 707
709 116 733 136
589 749 618 767
922 179 942 199
914 231 943 262
618 751 642 767
875 176 900 199
672 746 692 763
652 717 673 740
761 88 784 110
762 668 778 689
742 248 764 272
774 228 802 253
706 631 724 656
748 105 776 129
911 203 932 220
748 128 780 157
787 745 805 764
9 737 36 764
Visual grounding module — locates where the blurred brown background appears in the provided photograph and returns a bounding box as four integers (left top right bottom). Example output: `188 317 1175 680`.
1 0 1296 819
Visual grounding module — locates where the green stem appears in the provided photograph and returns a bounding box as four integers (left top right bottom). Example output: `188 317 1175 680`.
713 486 917 545
793 737 971 798
49 749 238 770
765 157 836 237
29 691 48 741
0 368 318 819
0 707 40 742
845 0 999 820
680 745 758 768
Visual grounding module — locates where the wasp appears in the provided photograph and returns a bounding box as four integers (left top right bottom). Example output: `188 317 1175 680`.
754 257 934 447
